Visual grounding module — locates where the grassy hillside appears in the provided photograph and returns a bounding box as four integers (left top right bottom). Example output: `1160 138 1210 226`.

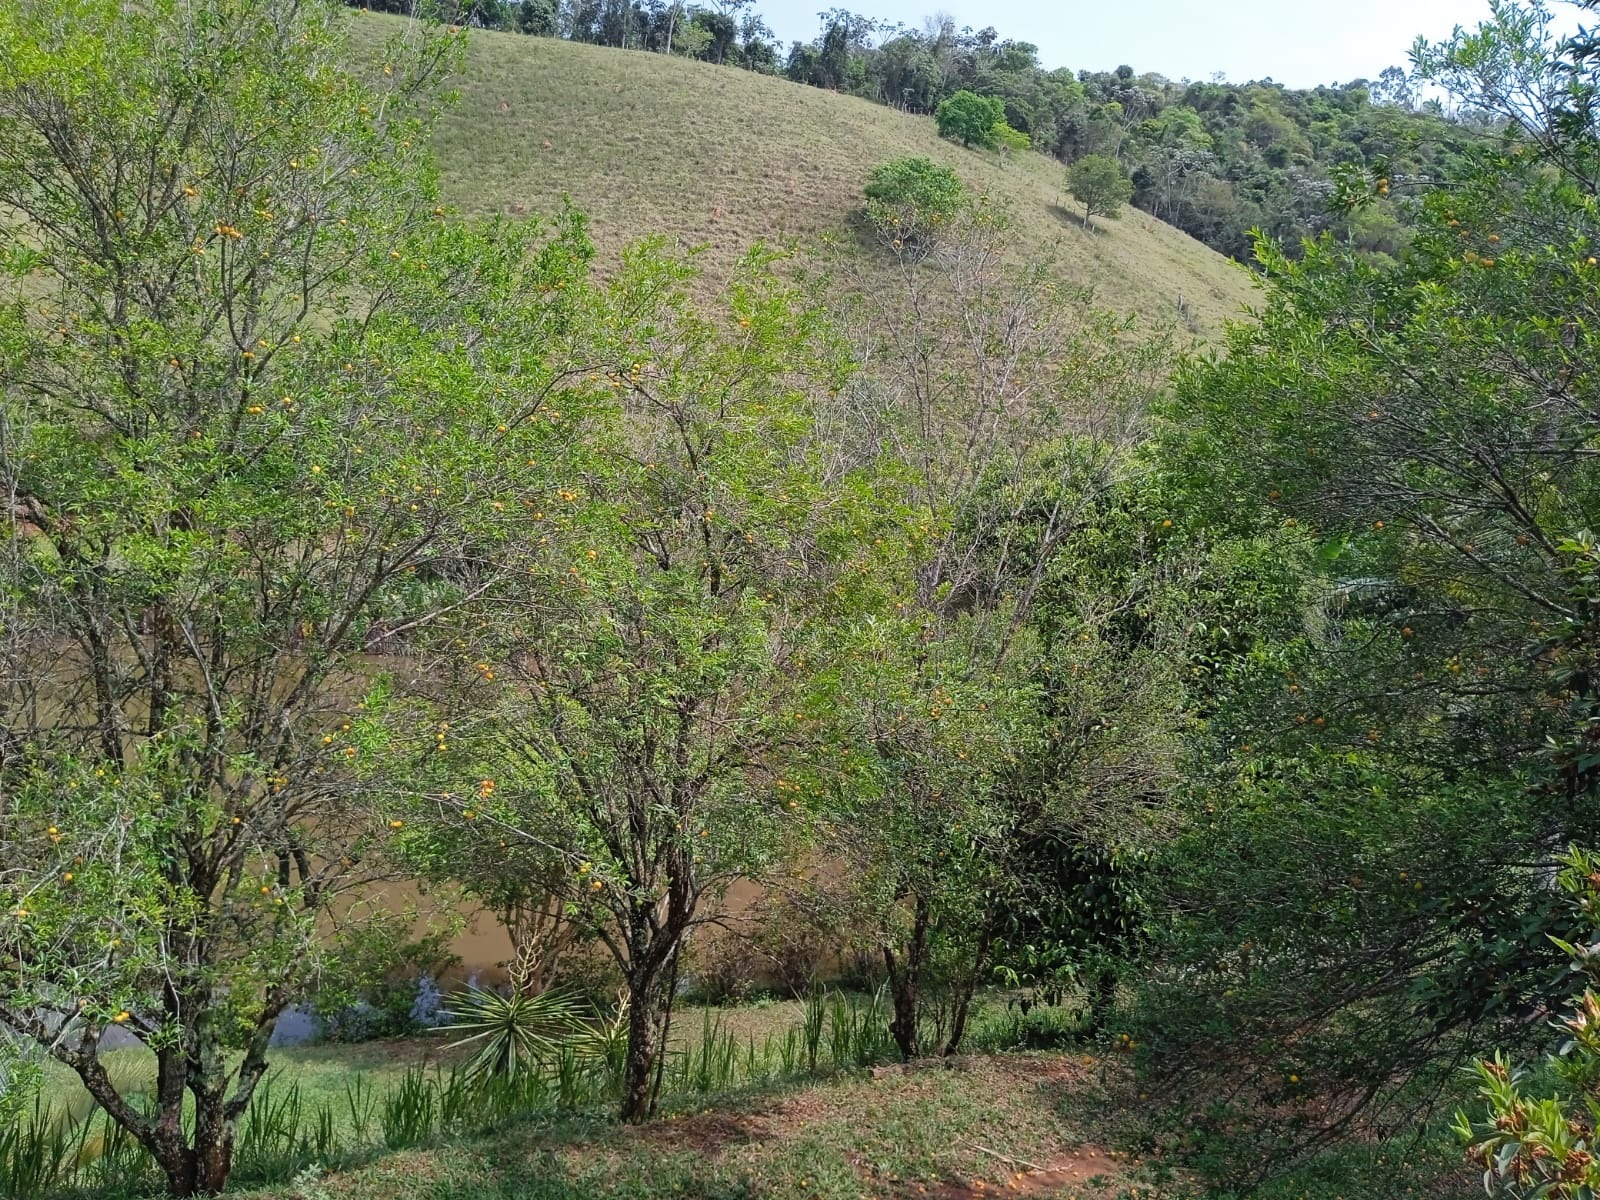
385 22 1254 337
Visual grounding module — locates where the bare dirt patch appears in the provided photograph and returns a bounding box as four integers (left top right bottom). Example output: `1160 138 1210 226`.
924 1144 1131 1198
626 1109 775 1153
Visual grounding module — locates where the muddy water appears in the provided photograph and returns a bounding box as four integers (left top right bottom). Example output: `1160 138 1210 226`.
381 875 772 987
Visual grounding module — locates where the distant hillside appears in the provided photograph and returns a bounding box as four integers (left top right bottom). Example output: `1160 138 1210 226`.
370 20 1254 337
349 2 1464 269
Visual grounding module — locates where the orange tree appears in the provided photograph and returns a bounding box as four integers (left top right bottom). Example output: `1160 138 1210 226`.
376 242 878 1123
0 0 599 1191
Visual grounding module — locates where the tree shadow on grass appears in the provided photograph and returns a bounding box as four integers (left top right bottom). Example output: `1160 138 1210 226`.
416 1088 792 1199
1046 203 1096 234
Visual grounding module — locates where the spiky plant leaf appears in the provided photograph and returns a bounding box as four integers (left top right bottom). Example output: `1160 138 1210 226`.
444 986 584 1080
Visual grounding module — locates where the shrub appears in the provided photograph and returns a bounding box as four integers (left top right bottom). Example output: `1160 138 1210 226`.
967 995 1089 1052
863 156 966 246
864 157 965 219
995 122 1030 154
684 932 764 1006
311 915 461 1044
935 90 1006 148
1456 847 1600 1197
546 949 627 1012
751 895 838 996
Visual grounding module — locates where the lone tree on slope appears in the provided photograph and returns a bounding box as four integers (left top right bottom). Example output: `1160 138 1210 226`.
1066 154 1133 230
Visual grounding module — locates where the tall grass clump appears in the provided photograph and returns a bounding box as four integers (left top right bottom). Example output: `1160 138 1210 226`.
233 1078 343 1184
380 1068 439 1150
826 985 895 1069
0 1098 164 1199
669 1012 743 1095
0 1097 76 1200
802 986 826 1074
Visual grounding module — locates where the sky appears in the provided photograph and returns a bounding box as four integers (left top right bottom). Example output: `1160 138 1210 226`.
753 0 1517 89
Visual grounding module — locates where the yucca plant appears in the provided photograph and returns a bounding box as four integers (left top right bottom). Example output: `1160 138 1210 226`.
552 1046 589 1110
445 984 585 1081
578 988 631 1098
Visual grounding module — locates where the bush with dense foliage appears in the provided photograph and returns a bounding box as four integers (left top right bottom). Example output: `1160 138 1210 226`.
934 89 1007 149
862 156 967 245
1132 1 1600 1183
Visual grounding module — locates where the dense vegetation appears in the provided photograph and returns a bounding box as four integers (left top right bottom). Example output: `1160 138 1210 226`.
4 0 1600 1198
396 0 1468 262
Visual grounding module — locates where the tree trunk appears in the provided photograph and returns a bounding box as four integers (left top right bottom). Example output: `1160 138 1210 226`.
152 1039 194 1194
148 1116 235 1198
620 962 662 1123
153 1117 230 1198
1085 964 1118 1032
885 892 931 1060
886 947 919 1059
155 1139 198 1199
942 915 996 1057
191 1089 236 1197
648 941 685 1112
145 991 278 1196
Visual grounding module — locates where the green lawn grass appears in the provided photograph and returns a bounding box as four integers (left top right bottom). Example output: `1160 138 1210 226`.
355 18 1255 340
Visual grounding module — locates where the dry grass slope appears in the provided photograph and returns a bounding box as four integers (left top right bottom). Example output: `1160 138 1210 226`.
366 17 1255 336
